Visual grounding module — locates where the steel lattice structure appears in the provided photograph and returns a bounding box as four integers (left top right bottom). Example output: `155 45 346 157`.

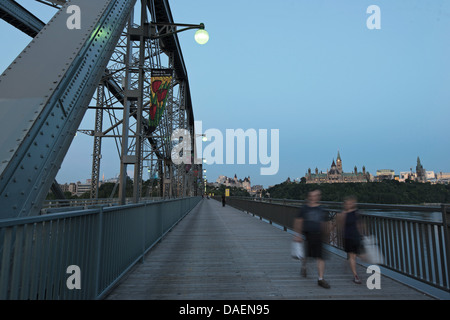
0 0 202 218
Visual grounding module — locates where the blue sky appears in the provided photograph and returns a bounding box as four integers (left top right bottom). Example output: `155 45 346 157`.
1 1 449 188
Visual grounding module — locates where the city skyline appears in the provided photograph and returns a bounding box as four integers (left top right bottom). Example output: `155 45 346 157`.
0 1 449 189
57 152 448 188
168 0 450 188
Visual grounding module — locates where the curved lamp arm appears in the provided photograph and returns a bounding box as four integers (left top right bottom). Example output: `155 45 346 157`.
150 22 206 39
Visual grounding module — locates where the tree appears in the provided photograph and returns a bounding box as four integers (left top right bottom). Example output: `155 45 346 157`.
266 181 450 205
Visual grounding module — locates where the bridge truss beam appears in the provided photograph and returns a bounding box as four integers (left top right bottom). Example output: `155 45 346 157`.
0 0 137 218
0 0 202 218
85 0 201 203
0 0 45 37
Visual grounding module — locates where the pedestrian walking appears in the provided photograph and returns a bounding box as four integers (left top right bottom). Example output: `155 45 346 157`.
337 195 365 284
293 189 331 289
222 194 226 207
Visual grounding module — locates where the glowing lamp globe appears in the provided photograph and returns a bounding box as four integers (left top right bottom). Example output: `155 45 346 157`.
195 29 209 45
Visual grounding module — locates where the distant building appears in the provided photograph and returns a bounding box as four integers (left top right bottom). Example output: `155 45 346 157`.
425 171 436 181
57 177 116 197
437 172 450 184
416 157 426 182
305 151 370 184
399 157 437 183
60 182 77 195
399 171 412 182
250 185 264 197
59 180 99 197
376 169 395 181
76 181 91 196
216 174 251 192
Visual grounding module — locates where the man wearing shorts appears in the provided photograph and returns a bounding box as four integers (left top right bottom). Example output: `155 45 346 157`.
338 195 364 284
294 189 330 289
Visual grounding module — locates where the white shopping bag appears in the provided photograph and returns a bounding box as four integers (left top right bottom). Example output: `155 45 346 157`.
291 241 304 260
360 235 384 265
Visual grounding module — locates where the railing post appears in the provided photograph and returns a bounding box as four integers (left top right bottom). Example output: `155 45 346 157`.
141 203 146 263
441 204 450 290
94 207 104 298
160 201 164 242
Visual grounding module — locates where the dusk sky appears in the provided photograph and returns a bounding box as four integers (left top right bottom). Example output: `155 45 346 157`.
1 0 449 188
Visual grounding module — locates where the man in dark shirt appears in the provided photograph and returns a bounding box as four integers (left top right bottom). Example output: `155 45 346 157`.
294 189 330 289
338 195 364 284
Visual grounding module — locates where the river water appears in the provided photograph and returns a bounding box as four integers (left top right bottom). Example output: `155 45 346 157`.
358 209 443 223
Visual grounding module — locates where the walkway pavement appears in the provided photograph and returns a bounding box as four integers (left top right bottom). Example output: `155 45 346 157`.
105 198 433 300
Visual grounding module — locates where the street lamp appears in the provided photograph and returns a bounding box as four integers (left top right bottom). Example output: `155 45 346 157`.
150 22 209 45
194 28 209 45
196 133 207 142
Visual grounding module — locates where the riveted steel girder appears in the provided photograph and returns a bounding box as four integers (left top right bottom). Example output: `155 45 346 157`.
0 0 45 37
0 0 136 218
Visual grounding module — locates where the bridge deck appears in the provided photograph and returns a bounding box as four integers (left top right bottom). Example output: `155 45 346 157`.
105 198 433 300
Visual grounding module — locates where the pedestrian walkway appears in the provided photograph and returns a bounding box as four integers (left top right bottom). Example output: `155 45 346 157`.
105 198 433 300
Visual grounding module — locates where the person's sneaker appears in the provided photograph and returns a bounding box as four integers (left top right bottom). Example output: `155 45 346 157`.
318 279 330 289
353 275 362 284
300 266 307 278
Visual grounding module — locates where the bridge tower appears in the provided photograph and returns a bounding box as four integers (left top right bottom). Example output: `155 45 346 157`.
79 0 201 202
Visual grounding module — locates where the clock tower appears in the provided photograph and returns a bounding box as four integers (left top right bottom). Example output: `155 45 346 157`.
336 150 343 174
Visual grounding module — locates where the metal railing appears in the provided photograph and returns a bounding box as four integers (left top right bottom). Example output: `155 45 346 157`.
222 197 450 293
41 197 164 212
0 196 201 299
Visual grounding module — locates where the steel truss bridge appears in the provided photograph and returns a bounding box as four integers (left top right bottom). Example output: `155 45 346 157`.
0 1 449 302
0 0 203 220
